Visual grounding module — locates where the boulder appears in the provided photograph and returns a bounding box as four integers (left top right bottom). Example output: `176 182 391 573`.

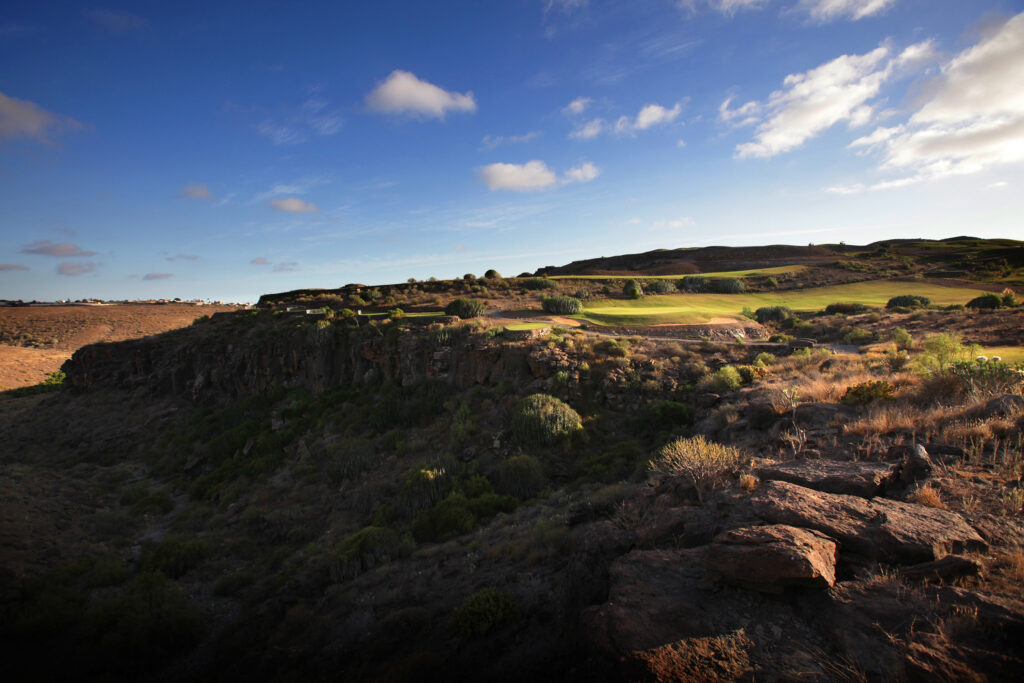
756 459 898 498
983 394 1024 419
899 444 933 486
703 524 837 592
751 481 987 563
792 402 855 429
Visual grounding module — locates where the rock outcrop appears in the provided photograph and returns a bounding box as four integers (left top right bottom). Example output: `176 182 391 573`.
703 524 837 592
756 459 897 497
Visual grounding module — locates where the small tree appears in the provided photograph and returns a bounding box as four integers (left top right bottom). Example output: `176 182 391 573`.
623 279 644 299
650 435 746 503
484 269 501 279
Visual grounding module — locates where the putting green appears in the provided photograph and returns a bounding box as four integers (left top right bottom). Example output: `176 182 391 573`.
504 322 549 331
575 280 990 326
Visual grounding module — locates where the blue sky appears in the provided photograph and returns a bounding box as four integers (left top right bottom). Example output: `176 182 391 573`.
1 0 1022 303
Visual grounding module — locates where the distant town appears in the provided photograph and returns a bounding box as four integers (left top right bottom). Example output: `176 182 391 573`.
0 298 250 307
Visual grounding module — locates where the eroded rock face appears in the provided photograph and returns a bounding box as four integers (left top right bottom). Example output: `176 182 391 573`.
751 481 987 563
703 524 837 593
756 459 898 498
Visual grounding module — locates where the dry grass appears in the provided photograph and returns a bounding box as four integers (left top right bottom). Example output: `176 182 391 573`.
738 473 758 492
909 485 946 509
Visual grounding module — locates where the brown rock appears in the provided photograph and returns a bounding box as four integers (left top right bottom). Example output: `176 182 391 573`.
757 459 897 497
898 555 981 582
703 524 837 592
751 481 987 563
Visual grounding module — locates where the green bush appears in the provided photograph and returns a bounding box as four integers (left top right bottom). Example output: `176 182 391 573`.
711 365 742 393
650 435 746 503
916 332 980 373
484 269 501 279
886 295 930 309
520 278 557 290
754 306 792 324
412 494 478 542
753 352 776 366
679 276 709 292
842 327 875 345
640 401 694 431
388 308 405 320
140 537 211 578
451 587 517 638
891 327 913 350
840 380 896 405
541 295 582 315
574 440 647 484
594 338 629 357
647 280 676 294
825 302 869 315
946 357 1024 396
511 394 583 446
966 293 1003 310
497 455 548 499
737 364 768 384
445 298 486 319
623 279 644 299
336 526 414 579
708 278 745 294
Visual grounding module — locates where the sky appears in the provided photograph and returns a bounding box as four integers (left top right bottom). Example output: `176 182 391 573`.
1 0 1022 303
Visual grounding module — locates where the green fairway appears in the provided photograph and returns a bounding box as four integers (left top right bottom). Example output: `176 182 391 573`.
504 322 549 331
549 264 806 280
979 346 1024 362
575 280 990 326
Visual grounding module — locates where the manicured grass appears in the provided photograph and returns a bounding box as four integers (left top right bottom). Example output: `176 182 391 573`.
548 265 806 280
979 346 1024 362
504 322 549 331
574 280 990 326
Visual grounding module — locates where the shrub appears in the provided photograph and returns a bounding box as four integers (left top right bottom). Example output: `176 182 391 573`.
388 308 405 320
679 276 709 292
1003 291 1017 307
769 333 795 343
647 280 676 294
891 327 913 350
753 352 776 367
916 332 980 373
542 295 582 315
594 338 629 357
451 587 517 638
463 273 476 281
825 302 869 315
754 306 792 324
573 289 591 300
140 537 211 578
511 394 582 446
412 494 478 542
484 269 501 279
708 278 745 294
623 279 644 299
711 365 742 393
886 295 930 309
445 298 486 319
520 278 557 290
842 327 875 345
885 347 910 372
737 364 769 384
650 435 746 503
966 293 1003 310
840 380 896 405
946 358 1024 396
640 401 695 431
497 455 548 499
336 526 414 579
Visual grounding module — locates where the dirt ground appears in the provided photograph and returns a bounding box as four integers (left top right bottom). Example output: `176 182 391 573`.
0 304 237 389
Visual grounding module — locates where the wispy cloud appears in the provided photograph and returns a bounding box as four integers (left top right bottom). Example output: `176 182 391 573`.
57 261 98 276
165 254 199 262
250 257 269 265
569 118 605 140
256 96 343 145
365 70 476 119
479 131 542 151
0 91 84 144
273 261 300 272
794 0 896 23
21 240 96 258
252 177 329 202
0 263 29 271
143 272 173 281
615 102 683 135
562 96 593 116
650 217 697 230
564 161 600 183
270 198 319 213
829 13 1024 192
86 9 148 33
178 182 213 200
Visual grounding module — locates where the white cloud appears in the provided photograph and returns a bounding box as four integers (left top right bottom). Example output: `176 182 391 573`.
569 118 605 140
478 160 598 191
179 182 213 200
615 102 682 135
478 161 558 191
677 0 767 15
564 162 600 183
545 0 589 14
269 198 319 213
479 131 541 150
256 122 305 145
21 240 96 257
0 91 83 144
734 45 892 158
256 97 343 145
719 96 761 126
650 217 697 230
366 70 476 119
988 181 1008 189
563 97 593 116
677 139 687 148
795 0 896 23
831 12 1024 192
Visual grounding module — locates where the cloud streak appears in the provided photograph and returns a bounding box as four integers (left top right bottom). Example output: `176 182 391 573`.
0 91 83 144
478 160 599 191
143 272 173 280
269 198 319 213
21 240 96 258
57 261 97 276
0 263 29 271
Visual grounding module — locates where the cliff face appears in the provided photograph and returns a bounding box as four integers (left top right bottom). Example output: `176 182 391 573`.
62 318 535 404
